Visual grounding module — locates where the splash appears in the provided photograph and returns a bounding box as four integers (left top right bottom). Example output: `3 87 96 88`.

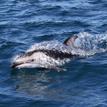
26 32 107 57
72 32 107 56
26 40 73 53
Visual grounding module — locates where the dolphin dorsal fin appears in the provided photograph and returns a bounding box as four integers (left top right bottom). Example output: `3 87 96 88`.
63 35 78 46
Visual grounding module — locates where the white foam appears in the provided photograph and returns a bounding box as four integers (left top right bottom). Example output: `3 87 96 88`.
26 40 73 54
26 32 107 57
72 32 107 56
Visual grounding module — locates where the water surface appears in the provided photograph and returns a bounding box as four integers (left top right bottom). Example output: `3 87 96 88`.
0 0 107 107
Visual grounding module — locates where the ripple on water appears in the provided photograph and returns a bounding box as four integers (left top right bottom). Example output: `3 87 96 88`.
1 0 107 107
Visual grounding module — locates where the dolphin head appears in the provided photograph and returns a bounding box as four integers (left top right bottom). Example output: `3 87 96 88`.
11 51 40 69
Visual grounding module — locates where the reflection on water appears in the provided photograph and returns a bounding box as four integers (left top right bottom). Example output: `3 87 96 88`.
10 68 83 102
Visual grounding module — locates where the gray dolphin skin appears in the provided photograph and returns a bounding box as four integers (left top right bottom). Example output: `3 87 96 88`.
11 36 78 70
63 35 78 46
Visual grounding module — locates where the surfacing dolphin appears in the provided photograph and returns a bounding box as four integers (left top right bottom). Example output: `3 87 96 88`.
11 35 79 70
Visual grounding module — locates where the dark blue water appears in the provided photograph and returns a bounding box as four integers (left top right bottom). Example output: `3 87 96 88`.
1 0 107 107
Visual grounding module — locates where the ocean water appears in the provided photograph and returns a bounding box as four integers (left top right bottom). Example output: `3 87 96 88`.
1 0 107 107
